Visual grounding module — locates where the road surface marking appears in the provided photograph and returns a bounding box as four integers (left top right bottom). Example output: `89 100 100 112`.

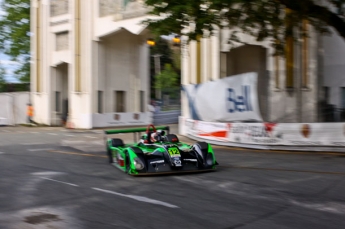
291 200 345 215
48 133 57 135
85 136 97 139
31 171 65 176
30 132 38 134
2 130 10 132
28 148 53 152
49 150 107 158
65 134 75 137
16 131 23 133
92 188 179 208
41 177 79 187
0 152 4 154
21 143 46 145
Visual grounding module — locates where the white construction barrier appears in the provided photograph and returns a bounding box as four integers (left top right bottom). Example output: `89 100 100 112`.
0 92 30 125
179 117 345 149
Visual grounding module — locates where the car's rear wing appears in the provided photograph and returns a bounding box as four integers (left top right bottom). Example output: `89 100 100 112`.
104 125 170 142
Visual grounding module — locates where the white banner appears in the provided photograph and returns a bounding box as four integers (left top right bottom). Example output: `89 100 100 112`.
92 112 152 128
182 72 262 122
180 118 345 147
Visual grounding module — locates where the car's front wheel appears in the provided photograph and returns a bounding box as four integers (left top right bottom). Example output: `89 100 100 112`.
107 147 114 164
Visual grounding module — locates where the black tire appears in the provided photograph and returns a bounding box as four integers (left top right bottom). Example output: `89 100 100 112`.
111 138 124 147
107 147 114 164
125 152 131 174
194 142 210 168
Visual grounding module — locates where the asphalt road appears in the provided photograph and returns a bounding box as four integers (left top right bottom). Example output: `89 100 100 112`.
0 126 345 229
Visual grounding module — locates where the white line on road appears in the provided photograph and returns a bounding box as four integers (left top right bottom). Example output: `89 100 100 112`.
0 152 4 154
30 132 39 134
65 134 75 137
21 143 46 145
92 188 179 208
48 133 57 135
41 177 79 187
85 136 97 139
32 171 65 176
28 148 53 152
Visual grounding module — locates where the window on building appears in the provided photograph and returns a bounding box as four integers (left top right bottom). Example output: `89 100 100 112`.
140 91 145 112
56 32 69 51
285 8 294 89
55 91 61 112
115 91 126 112
99 0 121 17
324 87 329 103
302 20 309 88
50 0 69 17
98 91 103 113
342 88 345 108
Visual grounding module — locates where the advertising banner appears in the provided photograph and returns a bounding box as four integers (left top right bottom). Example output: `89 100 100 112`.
180 117 345 147
182 72 262 122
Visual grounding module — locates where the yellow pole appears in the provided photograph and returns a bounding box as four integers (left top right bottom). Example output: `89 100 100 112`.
36 0 41 92
196 35 201 84
75 0 81 92
302 20 308 88
285 8 294 88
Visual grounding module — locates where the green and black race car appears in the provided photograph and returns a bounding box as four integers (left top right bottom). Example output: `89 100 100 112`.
104 125 218 175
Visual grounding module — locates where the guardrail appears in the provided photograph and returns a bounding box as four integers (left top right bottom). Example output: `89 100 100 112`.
153 110 181 125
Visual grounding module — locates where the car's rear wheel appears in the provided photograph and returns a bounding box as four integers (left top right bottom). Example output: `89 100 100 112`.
107 147 114 164
125 152 131 174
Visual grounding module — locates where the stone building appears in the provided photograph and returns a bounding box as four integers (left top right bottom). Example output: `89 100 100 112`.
31 0 152 128
181 25 320 123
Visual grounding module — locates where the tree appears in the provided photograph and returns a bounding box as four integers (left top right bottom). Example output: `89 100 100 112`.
144 0 345 54
0 64 6 92
0 0 30 82
154 63 179 97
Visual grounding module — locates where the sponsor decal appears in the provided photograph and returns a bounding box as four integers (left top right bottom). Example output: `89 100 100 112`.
183 159 197 162
301 124 310 138
150 160 164 164
232 125 270 137
168 147 180 157
174 159 182 166
264 123 277 135
133 113 140 120
114 114 120 120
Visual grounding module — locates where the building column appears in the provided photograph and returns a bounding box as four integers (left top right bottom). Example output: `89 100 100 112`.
211 31 220 81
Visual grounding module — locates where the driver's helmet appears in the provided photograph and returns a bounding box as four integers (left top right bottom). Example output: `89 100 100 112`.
150 130 165 142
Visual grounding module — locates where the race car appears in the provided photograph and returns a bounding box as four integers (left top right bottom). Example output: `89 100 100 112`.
104 124 218 175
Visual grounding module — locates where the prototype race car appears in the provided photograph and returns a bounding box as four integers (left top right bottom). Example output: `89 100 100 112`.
104 124 218 175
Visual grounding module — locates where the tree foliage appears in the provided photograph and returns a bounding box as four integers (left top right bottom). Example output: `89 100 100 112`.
154 63 179 90
0 64 6 92
144 0 345 54
0 0 30 82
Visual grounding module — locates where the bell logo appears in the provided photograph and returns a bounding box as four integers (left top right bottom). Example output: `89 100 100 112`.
227 86 253 113
301 124 310 138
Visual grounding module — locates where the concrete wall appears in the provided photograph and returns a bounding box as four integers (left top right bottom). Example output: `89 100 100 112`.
98 30 149 114
225 45 269 121
0 92 30 125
